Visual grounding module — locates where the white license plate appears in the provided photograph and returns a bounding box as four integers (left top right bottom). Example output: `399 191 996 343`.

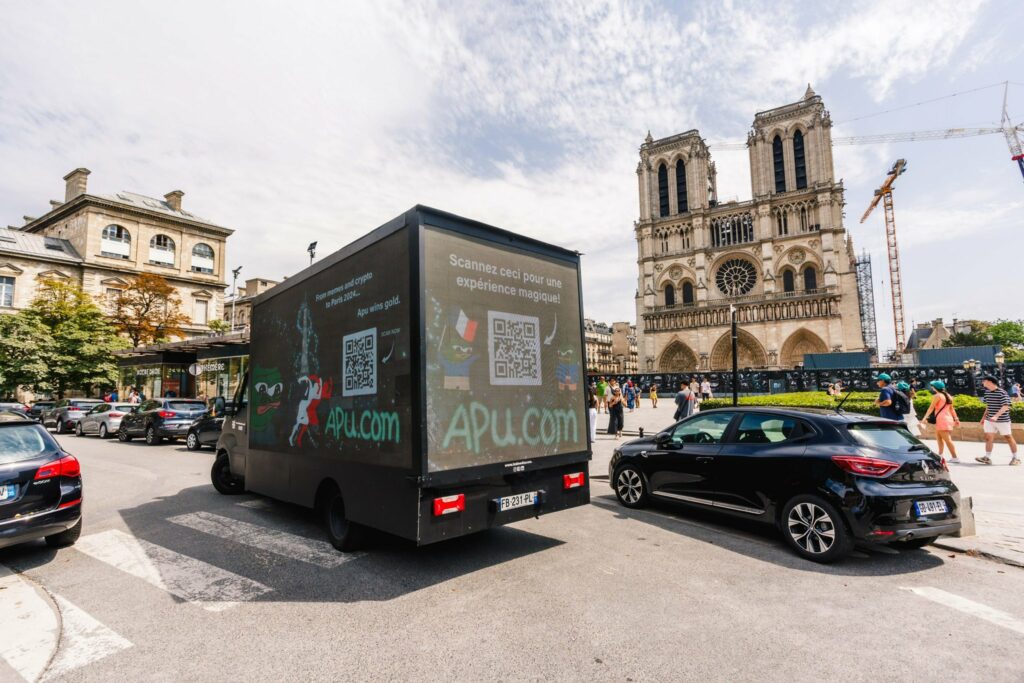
915 499 948 516
0 484 17 502
498 491 538 512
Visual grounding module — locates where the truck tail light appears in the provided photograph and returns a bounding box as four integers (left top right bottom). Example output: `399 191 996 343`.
158 410 177 418
35 455 81 480
563 472 586 489
433 494 465 516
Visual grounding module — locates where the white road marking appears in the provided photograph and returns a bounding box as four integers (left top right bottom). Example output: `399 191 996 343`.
75 529 272 612
168 511 360 568
43 596 132 680
902 587 1024 636
238 498 273 510
0 565 59 682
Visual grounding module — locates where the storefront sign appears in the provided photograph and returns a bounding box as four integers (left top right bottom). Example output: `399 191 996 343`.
189 361 226 376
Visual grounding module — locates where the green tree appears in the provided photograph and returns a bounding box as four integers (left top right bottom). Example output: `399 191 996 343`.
207 319 231 335
0 313 54 396
27 279 128 398
943 320 992 348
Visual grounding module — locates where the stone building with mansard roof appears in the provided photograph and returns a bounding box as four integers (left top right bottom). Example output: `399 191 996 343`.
634 86 866 372
1 168 233 338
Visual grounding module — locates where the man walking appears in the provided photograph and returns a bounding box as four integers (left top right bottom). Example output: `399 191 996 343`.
596 377 608 414
674 382 693 421
976 374 1020 466
873 373 905 423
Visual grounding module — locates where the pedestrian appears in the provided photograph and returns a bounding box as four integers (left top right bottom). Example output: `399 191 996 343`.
588 387 598 443
650 383 659 409
128 388 141 404
673 382 693 421
625 381 636 412
922 380 960 460
607 387 624 438
110 388 119 402
700 377 712 400
596 377 608 414
897 381 921 436
873 373 905 423
1012 382 1022 403
976 374 1020 466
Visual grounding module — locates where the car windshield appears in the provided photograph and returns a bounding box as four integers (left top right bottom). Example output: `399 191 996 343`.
169 402 205 411
112 404 136 411
0 425 56 465
847 423 923 451
71 400 101 408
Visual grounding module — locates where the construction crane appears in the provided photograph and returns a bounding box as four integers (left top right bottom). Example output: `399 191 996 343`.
860 159 908 354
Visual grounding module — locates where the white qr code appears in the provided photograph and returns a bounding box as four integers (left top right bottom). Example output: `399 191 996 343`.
488 311 541 386
342 327 377 397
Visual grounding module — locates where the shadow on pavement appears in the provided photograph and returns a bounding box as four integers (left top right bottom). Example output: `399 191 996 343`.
589 493 947 576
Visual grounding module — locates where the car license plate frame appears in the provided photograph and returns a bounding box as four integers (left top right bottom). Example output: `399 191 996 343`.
497 491 538 512
0 483 18 503
914 499 948 516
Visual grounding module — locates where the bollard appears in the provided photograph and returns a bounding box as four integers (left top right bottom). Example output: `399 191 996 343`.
954 496 975 538
638 427 644 438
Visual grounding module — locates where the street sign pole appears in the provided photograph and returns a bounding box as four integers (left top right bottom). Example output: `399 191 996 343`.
731 305 738 406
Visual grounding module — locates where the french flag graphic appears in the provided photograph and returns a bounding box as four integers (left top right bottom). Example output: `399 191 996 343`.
454 309 477 342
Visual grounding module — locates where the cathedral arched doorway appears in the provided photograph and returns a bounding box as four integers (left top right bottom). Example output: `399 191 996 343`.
780 329 828 368
658 340 698 372
709 330 768 370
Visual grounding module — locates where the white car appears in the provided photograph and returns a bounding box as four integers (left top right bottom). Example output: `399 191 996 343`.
75 403 137 439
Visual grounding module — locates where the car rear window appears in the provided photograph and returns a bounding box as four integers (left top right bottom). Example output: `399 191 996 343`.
71 400 102 407
846 423 921 451
0 425 57 465
169 402 206 411
112 404 136 411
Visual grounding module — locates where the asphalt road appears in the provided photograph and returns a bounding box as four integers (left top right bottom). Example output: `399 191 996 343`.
2 427 1023 682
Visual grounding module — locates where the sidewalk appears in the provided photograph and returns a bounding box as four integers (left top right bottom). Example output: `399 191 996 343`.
587 400 1024 568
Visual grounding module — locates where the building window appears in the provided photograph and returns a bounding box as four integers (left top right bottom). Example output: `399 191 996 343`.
675 160 688 213
775 208 789 236
664 284 675 306
105 287 122 312
0 275 14 307
715 259 758 297
803 266 817 291
711 213 754 247
101 225 131 260
773 135 786 193
681 226 691 251
659 232 669 254
149 235 176 266
782 269 795 293
194 298 209 325
799 206 809 232
657 164 669 217
793 130 807 189
682 281 694 304
191 243 215 274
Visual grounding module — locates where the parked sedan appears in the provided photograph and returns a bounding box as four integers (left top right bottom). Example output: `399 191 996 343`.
0 416 83 550
75 403 138 439
118 398 208 445
609 407 961 563
0 401 32 418
185 400 233 451
28 401 55 422
42 398 104 434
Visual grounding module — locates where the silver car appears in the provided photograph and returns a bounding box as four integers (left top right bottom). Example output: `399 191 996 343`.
75 403 137 439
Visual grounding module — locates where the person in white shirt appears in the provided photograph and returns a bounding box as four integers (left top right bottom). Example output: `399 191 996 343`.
700 378 712 400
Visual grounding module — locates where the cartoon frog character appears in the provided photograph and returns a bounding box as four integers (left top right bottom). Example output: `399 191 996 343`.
556 345 579 391
441 309 479 390
251 366 283 438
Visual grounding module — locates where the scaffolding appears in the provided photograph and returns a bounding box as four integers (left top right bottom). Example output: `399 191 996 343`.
855 251 878 355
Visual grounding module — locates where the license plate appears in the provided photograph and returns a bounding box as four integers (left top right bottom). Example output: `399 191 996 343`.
915 499 948 516
0 484 17 502
498 491 538 512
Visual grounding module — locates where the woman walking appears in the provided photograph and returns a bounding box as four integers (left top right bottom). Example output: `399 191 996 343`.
607 386 625 438
650 384 659 409
897 381 921 436
922 380 960 460
588 387 598 443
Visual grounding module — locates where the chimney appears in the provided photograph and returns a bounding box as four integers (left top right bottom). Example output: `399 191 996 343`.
63 168 90 202
164 190 184 212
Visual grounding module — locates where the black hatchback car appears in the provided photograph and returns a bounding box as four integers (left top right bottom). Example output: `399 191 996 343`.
0 417 83 550
185 400 233 451
118 398 208 445
609 407 961 563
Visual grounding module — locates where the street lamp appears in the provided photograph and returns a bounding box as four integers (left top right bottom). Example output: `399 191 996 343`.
230 266 242 334
996 351 1006 388
962 358 979 396
307 241 318 266
730 304 738 406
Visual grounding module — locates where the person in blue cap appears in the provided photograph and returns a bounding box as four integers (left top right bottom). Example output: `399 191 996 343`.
923 380 960 460
873 373 905 422
896 381 920 435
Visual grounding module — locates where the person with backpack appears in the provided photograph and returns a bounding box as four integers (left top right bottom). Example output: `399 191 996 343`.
922 380 960 460
897 381 920 435
873 373 905 423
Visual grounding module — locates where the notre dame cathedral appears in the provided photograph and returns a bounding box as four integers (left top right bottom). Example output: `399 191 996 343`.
634 86 866 372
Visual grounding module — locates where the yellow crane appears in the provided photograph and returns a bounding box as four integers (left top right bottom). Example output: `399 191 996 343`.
860 159 908 354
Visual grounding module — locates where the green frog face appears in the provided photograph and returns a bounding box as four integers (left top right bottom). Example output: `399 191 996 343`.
444 341 474 364
252 366 283 432
557 346 576 363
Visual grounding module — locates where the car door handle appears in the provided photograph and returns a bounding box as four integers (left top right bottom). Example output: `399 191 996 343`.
696 456 714 463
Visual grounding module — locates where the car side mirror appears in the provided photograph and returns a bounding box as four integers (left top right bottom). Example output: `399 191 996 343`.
213 396 232 416
655 431 672 446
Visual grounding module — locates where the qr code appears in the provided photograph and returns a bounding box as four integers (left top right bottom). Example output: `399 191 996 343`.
342 327 377 397
488 311 541 386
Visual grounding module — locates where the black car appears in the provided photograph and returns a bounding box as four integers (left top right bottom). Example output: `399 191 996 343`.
0 417 83 550
609 407 961 563
185 400 233 451
118 398 208 445
28 401 55 422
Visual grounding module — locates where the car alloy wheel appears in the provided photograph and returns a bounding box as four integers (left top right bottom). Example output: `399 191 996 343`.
145 426 161 445
186 432 200 451
118 427 130 441
99 424 108 439
787 502 836 555
56 420 66 434
614 466 648 508
75 422 84 437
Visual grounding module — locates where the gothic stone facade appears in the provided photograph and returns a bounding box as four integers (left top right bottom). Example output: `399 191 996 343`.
634 87 865 373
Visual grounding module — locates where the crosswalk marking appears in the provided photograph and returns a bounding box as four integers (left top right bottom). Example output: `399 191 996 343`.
75 529 272 612
902 586 1024 636
168 511 360 568
44 595 132 680
0 565 58 682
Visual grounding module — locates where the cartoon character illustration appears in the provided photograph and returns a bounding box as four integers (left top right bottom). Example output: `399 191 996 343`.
289 374 333 447
440 309 479 391
251 366 283 436
556 345 580 391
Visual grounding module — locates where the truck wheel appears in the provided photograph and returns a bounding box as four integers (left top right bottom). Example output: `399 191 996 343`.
45 518 82 548
321 487 363 552
211 452 244 495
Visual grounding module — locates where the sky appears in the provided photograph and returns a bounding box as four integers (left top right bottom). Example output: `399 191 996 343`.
1 0 1023 355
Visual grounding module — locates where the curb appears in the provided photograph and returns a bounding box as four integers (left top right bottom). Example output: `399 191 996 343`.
933 539 1024 569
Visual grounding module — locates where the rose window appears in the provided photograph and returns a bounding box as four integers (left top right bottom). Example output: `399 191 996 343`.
716 259 757 296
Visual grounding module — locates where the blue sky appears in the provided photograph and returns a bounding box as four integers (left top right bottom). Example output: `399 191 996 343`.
1 0 1022 354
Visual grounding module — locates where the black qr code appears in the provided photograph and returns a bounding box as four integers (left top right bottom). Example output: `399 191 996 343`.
488 311 541 386
342 327 377 397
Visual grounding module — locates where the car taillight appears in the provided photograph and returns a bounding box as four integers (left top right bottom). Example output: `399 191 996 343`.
939 458 949 472
832 455 900 478
35 454 81 480
67 407 82 412
563 472 586 489
109 412 125 417
433 494 465 516
158 410 177 418
58 498 82 510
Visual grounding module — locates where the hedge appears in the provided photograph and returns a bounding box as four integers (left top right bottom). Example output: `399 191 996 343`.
700 391 1024 423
